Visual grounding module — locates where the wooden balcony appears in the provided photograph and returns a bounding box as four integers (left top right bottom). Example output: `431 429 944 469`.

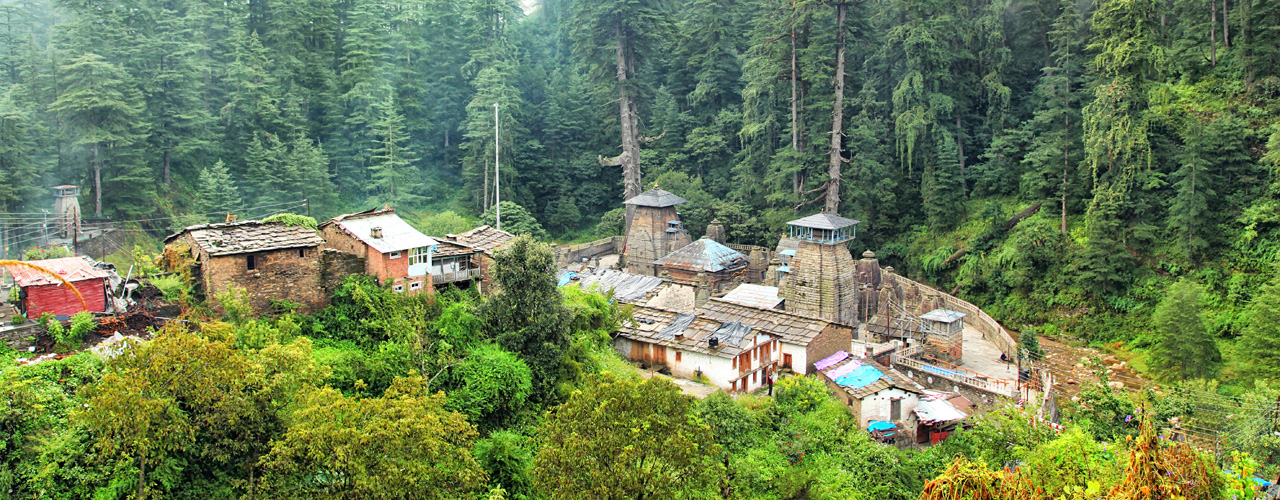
431 268 482 284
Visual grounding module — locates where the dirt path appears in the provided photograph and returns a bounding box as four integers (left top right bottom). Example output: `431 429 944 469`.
638 369 721 399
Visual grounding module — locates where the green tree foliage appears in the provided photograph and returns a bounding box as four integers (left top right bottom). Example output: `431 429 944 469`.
1150 279 1221 380
445 343 533 431
481 235 569 401
260 373 488 499
481 201 547 240
1019 328 1044 362
1239 278 1280 381
195 160 243 217
532 374 721 500
367 95 424 208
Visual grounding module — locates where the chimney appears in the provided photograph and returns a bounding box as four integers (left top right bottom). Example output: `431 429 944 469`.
371 226 383 239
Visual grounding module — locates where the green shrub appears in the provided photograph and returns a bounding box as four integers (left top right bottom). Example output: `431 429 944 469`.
772 375 829 416
261 213 317 229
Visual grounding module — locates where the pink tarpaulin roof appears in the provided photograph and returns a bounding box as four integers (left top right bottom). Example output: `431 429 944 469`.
824 358 863 379
814 350 849 371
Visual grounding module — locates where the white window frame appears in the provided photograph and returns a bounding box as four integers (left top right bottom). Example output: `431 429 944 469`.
388 251 402 259
408 246 430 266
393 284 405 292
409 281 423 291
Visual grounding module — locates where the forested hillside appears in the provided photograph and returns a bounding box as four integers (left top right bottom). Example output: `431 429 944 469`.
2 0 1280 378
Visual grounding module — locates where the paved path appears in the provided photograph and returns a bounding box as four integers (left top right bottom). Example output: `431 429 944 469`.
639 369 721 399
959 325 1018 380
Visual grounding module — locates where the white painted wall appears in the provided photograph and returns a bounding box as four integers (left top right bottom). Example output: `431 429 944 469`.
613 336 778 393
780 342 808 374
858 388 920 427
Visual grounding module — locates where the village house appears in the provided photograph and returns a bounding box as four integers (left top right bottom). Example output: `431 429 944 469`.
166 220 327 314
446 225 515 292
3 256 117 318
700 297 852 375
319 208 437 295
815 350 926 428
615 304 781 392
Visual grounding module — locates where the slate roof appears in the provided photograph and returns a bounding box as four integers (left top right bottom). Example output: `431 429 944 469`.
623 188 687 208
701 297 847 346
573 268 665 302
323 211 437 254
166 221 323 256
719 284 783 309
787 212 860 230
617 305 760 359
5 256 112 286
432 240 479 258
655 238 748 273
450 225 515 254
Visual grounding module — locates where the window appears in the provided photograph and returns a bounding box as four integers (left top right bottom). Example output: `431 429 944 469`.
409 246 430 266
388 251 402 259
890 398 902 421
298 248 306 258
247 254 256 270
409 281 423 291
675 351 681 363
393 284 405 292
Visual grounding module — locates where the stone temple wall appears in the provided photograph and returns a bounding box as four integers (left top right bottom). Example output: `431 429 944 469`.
779 240 858 325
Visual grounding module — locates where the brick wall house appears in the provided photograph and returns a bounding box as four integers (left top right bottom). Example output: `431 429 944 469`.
165 221 327 314
319 208 436 295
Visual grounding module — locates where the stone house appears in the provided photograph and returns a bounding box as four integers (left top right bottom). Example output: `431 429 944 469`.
319 208 437 295
165 220 327 314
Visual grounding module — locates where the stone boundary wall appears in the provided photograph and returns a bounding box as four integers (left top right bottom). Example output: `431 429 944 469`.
879 271 1018 358
321 249 367 293
555 236 622 266
0 323 39 350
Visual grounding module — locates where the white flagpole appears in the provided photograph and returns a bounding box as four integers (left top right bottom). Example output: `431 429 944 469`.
494 102 501 231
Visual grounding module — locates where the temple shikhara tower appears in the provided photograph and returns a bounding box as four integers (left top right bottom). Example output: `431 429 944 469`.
778 212 860 325
623 188 692 276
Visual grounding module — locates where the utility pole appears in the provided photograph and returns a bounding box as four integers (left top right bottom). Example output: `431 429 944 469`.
494 102 501 232
305 198 311 218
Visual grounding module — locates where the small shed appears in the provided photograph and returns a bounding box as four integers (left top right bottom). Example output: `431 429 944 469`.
5 256 112 318
920 309 967 336
910 394 969 445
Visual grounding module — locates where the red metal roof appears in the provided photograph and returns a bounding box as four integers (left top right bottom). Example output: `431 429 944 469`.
4 256 112 287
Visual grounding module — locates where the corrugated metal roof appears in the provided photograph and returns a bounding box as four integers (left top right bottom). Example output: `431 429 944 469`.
914 399 968 423
574 268 664 302
5 256 112 286
655 238 748 273
333 213 437 254
623 188 687 207
920 309 967 323
719 284 782 310
166 221 324 256
787 212 860 230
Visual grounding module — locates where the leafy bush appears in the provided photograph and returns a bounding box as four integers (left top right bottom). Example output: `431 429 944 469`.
444 344 533 431
22 245 73 261
593 207 626 238
772 375 829 416
412 210 476 237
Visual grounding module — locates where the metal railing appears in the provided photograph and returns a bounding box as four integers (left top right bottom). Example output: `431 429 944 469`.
891 346 1018 398
431 268 482 284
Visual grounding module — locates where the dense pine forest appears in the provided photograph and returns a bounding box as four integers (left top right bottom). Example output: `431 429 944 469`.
3 0 1280 496
4 0 1280 367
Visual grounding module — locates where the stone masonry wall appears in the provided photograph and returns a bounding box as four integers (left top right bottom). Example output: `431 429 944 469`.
200 246 327 315
322 249 366 293
805 324 854 373
780 240 858 325
555 236 622 267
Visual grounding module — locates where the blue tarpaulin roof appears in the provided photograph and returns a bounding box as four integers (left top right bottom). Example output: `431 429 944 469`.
557 272 576 287
867 420 896 432
835 365 885 389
